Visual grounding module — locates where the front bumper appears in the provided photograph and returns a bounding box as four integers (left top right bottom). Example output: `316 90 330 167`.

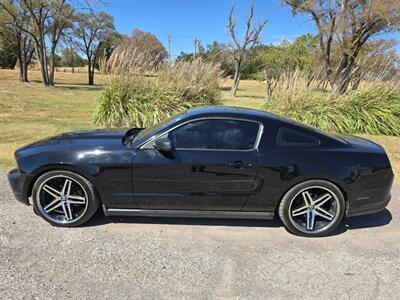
7 168 30 205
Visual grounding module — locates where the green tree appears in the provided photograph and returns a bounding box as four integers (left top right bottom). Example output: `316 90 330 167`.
176 51 193 62
96 30 124 72
106 28 167 74
74 11 115 85
0 1 34 82
177 41 235 76
58 48 86 68
0 41 16 68
128 28 167 64
203 42 234 76
1 0 74 86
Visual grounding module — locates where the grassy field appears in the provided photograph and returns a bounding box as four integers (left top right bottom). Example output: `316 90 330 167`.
1 69 399 181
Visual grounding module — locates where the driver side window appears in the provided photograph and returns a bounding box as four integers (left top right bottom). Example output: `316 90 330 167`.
168 119 260 150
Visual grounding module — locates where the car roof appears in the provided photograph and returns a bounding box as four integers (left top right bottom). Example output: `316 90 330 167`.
185 106 285 122
184 106 346 144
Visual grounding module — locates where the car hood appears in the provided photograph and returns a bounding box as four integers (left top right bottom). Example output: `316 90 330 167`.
53 129 127 140
15 129 130 159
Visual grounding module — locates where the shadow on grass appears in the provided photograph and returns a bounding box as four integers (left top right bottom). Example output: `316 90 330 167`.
29 79 103 91
220 86 231 91
236 95 265 100
83 207 392 237
56 85 103 91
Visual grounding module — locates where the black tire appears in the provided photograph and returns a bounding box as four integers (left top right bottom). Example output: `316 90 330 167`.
278 180 345 237
33 205 39 216
32 170 99 227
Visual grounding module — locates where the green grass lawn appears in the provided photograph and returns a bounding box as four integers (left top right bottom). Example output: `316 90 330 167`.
1 69 399 181
221 79 266 108
0 70 104 167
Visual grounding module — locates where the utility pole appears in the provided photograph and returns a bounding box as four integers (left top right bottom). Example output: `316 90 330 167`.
167 35 172 61
193 37 198 59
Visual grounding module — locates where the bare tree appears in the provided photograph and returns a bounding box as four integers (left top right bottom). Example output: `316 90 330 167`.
74 11 114 85
228 0 267 96
284 0 400 94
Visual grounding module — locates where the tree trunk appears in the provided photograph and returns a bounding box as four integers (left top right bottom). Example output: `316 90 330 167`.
48 49 56 86
351 77 361 91
330 31 370 94
49 59 55 86
333 75 352 94
71 45 75 74
21 56 28 82
34 31 52 87
17 57 23 82
230 60 242 96
22 61 28 82
35 43 49 86
22 47 34 82
88 59 94 85
88 71 94 85
332 56 356 94
17 54 29 83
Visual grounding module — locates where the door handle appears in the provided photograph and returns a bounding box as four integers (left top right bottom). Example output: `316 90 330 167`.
229 161 252 169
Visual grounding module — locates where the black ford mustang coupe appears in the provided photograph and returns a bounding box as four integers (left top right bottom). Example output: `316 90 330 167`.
8 107 394 236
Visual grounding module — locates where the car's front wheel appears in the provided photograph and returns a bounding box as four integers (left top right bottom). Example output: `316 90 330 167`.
32 170 99 227
278 180 345 237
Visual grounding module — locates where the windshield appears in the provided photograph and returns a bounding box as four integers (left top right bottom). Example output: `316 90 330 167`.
132 111 187 145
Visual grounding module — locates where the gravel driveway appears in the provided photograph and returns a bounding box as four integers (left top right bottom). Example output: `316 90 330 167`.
1 170 399 299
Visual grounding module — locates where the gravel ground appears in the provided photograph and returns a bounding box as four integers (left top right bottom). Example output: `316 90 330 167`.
0 170 399 299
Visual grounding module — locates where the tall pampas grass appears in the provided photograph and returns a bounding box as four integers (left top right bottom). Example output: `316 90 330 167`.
261 70 400 136
94 57 223 128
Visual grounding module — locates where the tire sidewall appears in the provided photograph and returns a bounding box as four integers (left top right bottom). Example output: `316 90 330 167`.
279 180 345 237
32 170 99 227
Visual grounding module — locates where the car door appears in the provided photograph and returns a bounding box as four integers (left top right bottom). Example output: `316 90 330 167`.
132 118 263 211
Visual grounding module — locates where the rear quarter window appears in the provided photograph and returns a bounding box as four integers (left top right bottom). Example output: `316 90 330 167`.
277 128 320 146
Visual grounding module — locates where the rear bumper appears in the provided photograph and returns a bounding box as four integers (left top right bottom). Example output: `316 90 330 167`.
7 168 30 205
346 194 391 217
346 171 394 217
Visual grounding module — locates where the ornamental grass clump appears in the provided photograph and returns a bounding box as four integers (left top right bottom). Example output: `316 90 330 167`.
94 58 223 128
261 82 400 136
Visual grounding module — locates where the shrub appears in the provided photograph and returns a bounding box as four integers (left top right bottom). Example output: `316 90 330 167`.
261 83 400 136
94 58 222 127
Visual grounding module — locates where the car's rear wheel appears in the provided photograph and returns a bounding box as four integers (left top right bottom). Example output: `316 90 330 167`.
278 180 345 237
32 170 99 227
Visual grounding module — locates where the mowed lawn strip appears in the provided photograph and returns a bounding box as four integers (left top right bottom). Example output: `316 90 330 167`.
1 69 399 182
0 70 104 167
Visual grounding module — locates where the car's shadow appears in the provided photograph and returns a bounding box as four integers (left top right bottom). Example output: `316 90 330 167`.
84 210 282 228
83 208 392 236
331 208 392 236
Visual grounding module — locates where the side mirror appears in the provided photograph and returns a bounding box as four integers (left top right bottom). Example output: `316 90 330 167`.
154 138 173 152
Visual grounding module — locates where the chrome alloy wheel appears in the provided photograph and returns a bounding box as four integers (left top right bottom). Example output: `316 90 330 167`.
288 186 340 234
36 175 89 224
